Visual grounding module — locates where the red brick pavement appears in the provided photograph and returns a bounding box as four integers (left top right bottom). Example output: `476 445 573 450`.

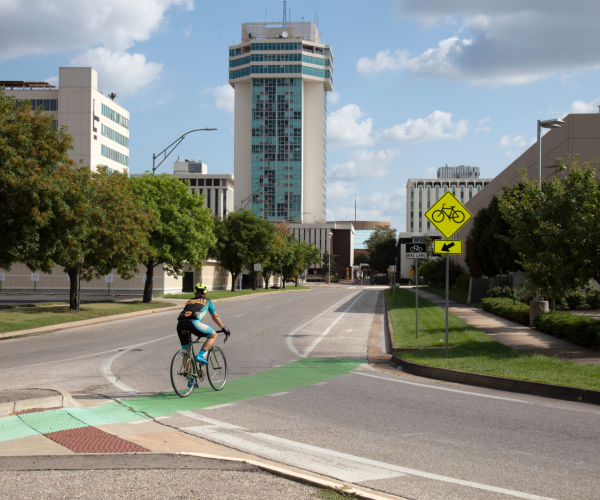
45 426 151 454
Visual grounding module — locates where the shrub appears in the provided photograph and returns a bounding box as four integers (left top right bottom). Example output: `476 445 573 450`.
587 290 600 310
417 258 462 286
486 286 519 302
481 297 530 326
455 273 471 293
534 312 600 346
564 289 587 310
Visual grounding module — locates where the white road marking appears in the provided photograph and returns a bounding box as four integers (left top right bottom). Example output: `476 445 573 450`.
128 419 152 424
101 351 141 396
202 403 237 410
154 416 169 420
235 314 245 317
12 334 175 370
265 306 273 309
268 392 290 397
353 372 529 403
286 300 292 302
286 292 361 357
180 415 557 499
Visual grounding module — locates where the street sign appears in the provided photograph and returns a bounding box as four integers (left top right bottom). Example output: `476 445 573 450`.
31 273 39 282
253 264 262 272
406 243 427 259
409 268 414 277
424 191 472 239
105 274 114 283
433 239 463 255
389 265 396 272
0 273 5 281
313 270 318 274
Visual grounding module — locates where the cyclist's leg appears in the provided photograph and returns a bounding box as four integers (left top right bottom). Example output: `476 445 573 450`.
176 321 194 348
191 320 217 350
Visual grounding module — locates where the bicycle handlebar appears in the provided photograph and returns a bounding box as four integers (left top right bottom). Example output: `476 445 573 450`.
217 329 231 343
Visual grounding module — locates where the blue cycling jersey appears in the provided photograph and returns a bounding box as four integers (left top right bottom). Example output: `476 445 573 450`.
178 296 215 322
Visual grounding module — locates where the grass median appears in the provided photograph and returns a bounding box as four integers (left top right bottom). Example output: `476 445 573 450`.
387 289 600 391
160 286 309 300
0 301 176 334
420 286 473 306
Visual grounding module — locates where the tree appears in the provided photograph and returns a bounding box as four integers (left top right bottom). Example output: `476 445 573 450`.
108 93 118 101
321 250 339 278
261 222 293 289
241 216 274 290
498 156 600 311
0 91 76 271
468 195 521 277
354 253 369 266
132 173 215 302
283 240 321 287
209 210 272 292
365 226 397 273
417 257 462 286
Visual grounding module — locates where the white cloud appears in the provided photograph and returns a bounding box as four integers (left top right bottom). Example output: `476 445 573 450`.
328 91 341 104
381 110 468 144
0 0 193 59
497 134 535 157
359 1 600 85
329 149 400 180
328 105 374 147
183 23 193 38
327 181 356 203
474 117 491 134
71 48 162 96
45 76 58 88
212 85 235 113
570 98 600 113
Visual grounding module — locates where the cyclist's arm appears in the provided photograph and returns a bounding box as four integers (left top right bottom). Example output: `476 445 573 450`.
210 312 225 330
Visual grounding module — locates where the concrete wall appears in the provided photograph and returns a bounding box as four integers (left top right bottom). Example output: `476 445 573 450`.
233 81 252 209
303 81 326 222
456 112 600 268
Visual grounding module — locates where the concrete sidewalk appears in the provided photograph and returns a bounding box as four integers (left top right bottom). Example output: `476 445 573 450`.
410 288 600 365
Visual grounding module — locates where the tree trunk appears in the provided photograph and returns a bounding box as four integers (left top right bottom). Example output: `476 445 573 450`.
264 276 270 289
231 272 238 292
551 293 556 313
67 267 79 310
282 274 286 289
143 261 154 303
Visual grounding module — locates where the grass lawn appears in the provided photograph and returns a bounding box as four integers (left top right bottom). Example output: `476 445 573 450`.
0 302 67 310
420 286 475 306
160 286 310 300
387 289 600 391
0 301 176 333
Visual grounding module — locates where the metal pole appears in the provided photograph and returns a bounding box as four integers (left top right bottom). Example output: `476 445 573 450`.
150 274 153 302
415 258 418 339
77 262 82 314
108 281 110 296
445 255 449 358
535 120 541 301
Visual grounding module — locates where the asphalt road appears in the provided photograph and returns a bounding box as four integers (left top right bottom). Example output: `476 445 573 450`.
1 287 599 500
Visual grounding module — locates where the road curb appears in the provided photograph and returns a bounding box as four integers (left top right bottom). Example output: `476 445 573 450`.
0 305 181 340
383 291 600 405
181 452 406 500
0 388 76 417
0 288 312 340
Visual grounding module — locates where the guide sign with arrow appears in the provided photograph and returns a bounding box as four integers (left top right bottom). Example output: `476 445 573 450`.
433 239 463 255
424 191 472 239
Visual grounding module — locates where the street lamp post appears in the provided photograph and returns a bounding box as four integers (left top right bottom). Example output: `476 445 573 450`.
534 118 564 301
152 128 217 175
328 231 334 285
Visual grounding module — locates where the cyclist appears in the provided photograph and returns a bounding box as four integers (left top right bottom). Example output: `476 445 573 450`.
177 283 230 366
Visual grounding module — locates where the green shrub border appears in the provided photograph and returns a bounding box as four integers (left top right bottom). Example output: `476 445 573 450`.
481 297 529 326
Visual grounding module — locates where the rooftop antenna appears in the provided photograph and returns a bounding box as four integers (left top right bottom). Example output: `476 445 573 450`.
283 1 286 26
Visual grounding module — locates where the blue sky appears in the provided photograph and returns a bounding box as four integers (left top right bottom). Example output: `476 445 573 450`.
2 0 600 232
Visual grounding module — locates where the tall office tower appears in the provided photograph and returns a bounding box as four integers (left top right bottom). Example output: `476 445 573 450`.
229 22 332 223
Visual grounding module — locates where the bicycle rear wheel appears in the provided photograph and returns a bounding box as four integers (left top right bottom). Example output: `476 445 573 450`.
207 346 228 391
171 350 195 397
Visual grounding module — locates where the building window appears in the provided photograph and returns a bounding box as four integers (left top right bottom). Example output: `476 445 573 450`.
207 189 211 210
215 189 219 216
223 189 227 217
101 103 128 129
100 124 128 148
213 179 220 187
16 99 58 111
206 179 212 186
460 185 465 201
469 186 473 199
198 179 205 186
100 144 128 167
190 179 197 186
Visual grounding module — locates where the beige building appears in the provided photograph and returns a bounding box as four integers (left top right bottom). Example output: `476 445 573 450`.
2 67 129 173
230 21 332 223
456 112 600 268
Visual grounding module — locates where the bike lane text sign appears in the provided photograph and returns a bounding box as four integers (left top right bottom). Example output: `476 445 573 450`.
424 191 472 239
406 243 427 259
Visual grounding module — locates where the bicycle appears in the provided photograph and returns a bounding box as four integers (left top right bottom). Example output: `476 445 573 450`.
409 245 423 252
170 329 230 397
431 203 465 224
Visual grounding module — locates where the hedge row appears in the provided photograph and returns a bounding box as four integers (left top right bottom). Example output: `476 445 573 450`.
533 312 600 347
481 298 530 326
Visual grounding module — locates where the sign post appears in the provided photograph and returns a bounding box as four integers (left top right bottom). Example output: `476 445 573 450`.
31 273 39 294
406 243 427 338
389 265 397 302
105 274 113 295
425 191 472 357
0 272 4 293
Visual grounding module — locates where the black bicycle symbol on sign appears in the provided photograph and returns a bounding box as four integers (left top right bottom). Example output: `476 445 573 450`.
432 204 465 224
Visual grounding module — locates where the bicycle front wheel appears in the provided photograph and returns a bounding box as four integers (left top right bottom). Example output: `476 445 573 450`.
431 210 444 223
171 350 194 397
207 347 228 391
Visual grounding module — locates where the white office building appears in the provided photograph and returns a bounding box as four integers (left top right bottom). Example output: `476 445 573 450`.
229 21 332 223
173 160 234 218
2 67 130 173
406 166 492 234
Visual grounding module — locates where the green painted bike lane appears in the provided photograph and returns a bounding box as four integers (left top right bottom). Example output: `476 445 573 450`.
0 358 364 442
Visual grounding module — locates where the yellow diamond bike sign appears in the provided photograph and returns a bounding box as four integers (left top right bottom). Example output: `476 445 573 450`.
424 191 473 239
433 239 463 255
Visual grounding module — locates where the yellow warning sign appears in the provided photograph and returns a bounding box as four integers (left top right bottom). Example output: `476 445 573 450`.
424 191 472 239
433 239 463 255
409 268 414 277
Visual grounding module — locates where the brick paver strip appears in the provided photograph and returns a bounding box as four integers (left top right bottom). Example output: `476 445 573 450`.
45 427 150 454
15 407 61 416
